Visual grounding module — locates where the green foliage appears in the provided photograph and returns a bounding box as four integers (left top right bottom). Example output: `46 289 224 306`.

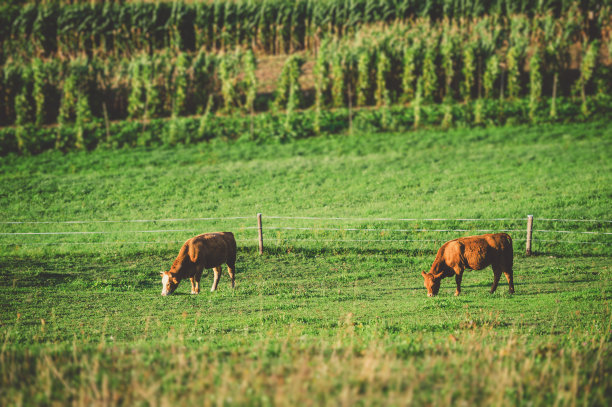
413 79 423 129
0 12 610 129
460 42 476 103
421 40 438 103
401 41 420 102
14 66 33 128
356 47 373 107
375 51 390 107
574 40 600 117
191 50 216 114
1 1 607 61
31 58 46 127
243 50 258 114
128 57 145 119
1 95 610 156
441 102 453 129
313 42 331 134
218 51 241 113
440 27 457 101
172 52 190 117
217 49 259 114
275 54 304 112
483 54 500 99
529 46 543 123
331 51 345 109
505 46 521 100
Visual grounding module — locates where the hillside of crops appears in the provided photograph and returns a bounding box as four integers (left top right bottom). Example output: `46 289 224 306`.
0 0 611 155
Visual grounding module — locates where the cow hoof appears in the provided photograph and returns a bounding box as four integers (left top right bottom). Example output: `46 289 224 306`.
454 292 460 296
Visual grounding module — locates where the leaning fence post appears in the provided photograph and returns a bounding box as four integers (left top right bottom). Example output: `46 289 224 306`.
257 213 264 255
526 215 534 255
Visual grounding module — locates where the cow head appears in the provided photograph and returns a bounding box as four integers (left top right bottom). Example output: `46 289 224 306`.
421 271 441 297
161 271 179 296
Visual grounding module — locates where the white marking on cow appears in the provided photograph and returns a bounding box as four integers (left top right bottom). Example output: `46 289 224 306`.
161 274 170 295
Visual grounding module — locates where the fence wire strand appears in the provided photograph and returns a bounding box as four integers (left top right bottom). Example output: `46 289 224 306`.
2 216 609 224
1 215 609 249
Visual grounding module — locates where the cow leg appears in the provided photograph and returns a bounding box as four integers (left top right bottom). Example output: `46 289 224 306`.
504 268 515 294
190 277 197 294
211 267 222 292
193 269 204 294
227 263 236 289
454 272 463 296
491 265 503 294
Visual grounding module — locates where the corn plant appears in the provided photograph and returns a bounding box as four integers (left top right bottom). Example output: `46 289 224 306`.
331 51 345 109
143 57 161 119
58 66 78 125
483 54 500 99
243 50 257 114
313 40 331 134
1 1 609 61
172 52 190 117
197 94 214 141
401 40 420 102
574 39 600 117
218 50 242 113
375 51 390 107
528 45 543 123
506 15 530 100
440 24 457 101
421 38 439 103
441 102 453 129
474 99 484 125
192 50 216 114
356 46 373 107
31 58 46 127
15 66 34 127
275 54 304 112
460 42 476 103
413 79 423 129
57 58 94 150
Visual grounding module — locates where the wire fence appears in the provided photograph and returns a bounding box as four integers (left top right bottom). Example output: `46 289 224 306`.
0 214 610 255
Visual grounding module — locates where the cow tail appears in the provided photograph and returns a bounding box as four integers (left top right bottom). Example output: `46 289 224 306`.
505 234 514 271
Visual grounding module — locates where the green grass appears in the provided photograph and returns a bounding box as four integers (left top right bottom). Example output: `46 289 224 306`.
0 121 611 405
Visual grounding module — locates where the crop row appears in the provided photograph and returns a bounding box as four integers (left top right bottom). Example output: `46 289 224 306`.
1 0 609 60
1 13 609 130
2 95 611 156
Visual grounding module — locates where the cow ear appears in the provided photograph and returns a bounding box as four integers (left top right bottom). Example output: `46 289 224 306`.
160 271 165 277
421 271 427 278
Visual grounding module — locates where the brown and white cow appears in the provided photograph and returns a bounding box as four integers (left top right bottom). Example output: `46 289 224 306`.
161 232 237 296
421 233 514 297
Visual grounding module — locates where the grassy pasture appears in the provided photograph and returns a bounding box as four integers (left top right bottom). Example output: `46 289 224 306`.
0 122 611 405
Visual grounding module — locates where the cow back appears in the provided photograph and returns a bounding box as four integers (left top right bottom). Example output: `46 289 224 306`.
454 233 512 271
190 232 237 269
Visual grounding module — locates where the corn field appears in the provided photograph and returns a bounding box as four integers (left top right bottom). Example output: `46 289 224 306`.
0 1 611 154
1 0 609 61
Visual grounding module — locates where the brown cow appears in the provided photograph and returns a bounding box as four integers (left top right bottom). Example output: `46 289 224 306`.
161 232 237 296
421 233 514 297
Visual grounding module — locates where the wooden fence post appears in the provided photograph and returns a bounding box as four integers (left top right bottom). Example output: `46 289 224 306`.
526 215 534 255
257 213 264 255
